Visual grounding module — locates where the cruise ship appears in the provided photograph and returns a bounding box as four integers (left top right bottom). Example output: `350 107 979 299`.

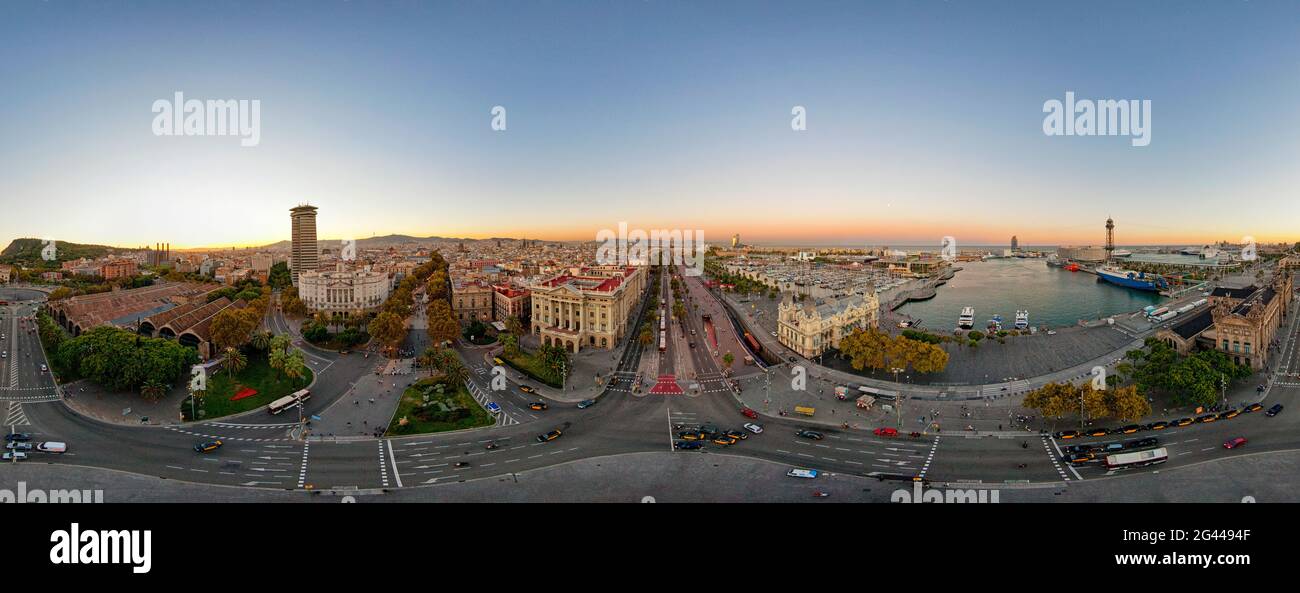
1014 310 1029 330
1096 265 1168 292
958 306 975 329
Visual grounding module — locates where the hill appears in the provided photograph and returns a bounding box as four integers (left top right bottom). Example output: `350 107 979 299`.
0 238 130 266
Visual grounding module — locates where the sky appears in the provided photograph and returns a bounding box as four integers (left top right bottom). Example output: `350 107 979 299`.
2 0 1299 250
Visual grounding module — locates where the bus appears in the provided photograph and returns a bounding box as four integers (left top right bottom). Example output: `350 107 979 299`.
857 385 899 402
659 330 667 352
660 309 666 331
1104 447 1168 470
268 389 311 415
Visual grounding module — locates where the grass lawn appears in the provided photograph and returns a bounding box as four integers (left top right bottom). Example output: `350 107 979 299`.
181 353 313 421
500 349 562 388
386 377 494 435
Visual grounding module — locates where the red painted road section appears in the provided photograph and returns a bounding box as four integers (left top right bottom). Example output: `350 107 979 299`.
650 374 683 394
703 317 718 349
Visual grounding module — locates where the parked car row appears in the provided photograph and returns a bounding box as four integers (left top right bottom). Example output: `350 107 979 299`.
675 422 763 450
3 434 66 461
1054 403 1281 440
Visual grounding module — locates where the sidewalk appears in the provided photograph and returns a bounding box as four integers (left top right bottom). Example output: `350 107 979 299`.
479 336 617 403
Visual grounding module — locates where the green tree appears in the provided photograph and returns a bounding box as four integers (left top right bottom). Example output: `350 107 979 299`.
722 352 734 369
222 346 247 377
368 311 407 351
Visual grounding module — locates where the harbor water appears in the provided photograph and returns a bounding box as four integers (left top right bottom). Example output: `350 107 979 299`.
897 260 1164 330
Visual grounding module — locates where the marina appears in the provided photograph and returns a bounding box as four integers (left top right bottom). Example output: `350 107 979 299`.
898 259 1164 329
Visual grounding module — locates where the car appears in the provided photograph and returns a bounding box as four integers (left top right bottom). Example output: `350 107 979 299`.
577 399 596 409
1063 452 1094 464
338 350 350 355
536 430 562 443
2 451 28 461
5 442 33 451
1085 427 1110 437
699 424 719 435
1146 421 1169 431
787 468 819 479
723 430 748 441
674 441 703 450
1063 444 1095 455
787 356 797 362
688 342 696 349
873 427 899 437
743 422 763 434
678 431 707 441
528 401 548 411
1047 330 1057 335
453 461 470 468
39 364 47 372
770 331 777 337
1265 404 1284 417
712 436 738 446
1172 417 1194 427
4 433 32 442
1218 409 1240 420
1103 442 1125 452
1126 437 1158 449
1054 430 1081 440
740 407 758 419
193 440 223 453
1223 437 1247 449
486 402 502 415
796 430 824 440
519 385 536 394
1243 403 1264 413
1117 424 1141 434
1195 414 1218 424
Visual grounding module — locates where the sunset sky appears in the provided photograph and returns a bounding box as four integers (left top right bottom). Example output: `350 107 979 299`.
2 0 1299 250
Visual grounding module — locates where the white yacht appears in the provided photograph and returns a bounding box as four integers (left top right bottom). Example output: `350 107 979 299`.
958 306 975 329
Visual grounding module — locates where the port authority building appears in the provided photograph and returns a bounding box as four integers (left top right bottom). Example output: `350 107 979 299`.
777 292 880 358
1156 273 1293 370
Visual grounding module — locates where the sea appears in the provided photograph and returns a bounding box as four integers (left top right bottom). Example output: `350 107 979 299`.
896 259 1166 329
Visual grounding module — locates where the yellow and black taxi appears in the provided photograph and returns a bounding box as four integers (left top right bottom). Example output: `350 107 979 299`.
1218 409 1240 420
1062 451 1095 465
1172 417 1194 427
528 401 548 411
678 431 708 441
1195 413 1218 424
1146 420 1170 431
712 436 738 446
1117 424 1141 434
193 440 223 453
1054 430 1081 440
536 430 563 443
1085 427 1110 437
723 430 748 441
519 385 537 394
1243 403 1264 413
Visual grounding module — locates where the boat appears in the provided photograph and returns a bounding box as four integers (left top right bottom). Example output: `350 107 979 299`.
958 307 975 329
987 314 1003 332
1014 310 1029 330
1064 262 1080 272
1112 249 1133 257
1096 265 1168 292
1046 254 1064 268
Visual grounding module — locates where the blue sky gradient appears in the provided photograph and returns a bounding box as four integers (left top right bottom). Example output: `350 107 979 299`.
2 0 1298 248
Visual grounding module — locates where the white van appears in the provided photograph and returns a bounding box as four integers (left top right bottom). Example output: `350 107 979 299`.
787 468 818 479
36 442 67 453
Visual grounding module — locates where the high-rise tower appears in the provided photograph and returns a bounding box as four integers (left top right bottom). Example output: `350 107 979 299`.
1104 217 1115 263
290 204 319 286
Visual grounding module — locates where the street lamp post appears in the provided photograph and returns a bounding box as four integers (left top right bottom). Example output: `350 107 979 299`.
890 367 905 429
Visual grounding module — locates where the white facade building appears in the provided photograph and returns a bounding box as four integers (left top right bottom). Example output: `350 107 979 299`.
298 263 390 313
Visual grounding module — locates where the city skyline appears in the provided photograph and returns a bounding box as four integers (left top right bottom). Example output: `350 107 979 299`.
4 1 1300 249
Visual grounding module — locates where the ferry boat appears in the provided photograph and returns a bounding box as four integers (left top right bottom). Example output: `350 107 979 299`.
987 314 1003 332
1096 265 1168 292
1111 249 1133 257
958 306 975 329
1046 254 1064 268
1014 310 1029 330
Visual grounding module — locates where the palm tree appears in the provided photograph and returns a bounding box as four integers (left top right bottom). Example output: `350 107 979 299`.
223 347 248 377
251 331 271 352
501 333 519 357
505 315 523 337
442 360 470 389
140 379 167 401
284 352 307 383
269 348 288 376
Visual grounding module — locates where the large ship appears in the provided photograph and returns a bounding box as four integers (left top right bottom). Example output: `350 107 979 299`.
1096 265 1168 292
1014 310 1029 330
1046 254 1064 268
958 306 975 329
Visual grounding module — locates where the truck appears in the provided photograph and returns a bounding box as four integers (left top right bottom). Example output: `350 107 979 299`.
1147 306 1169 318
1154 311 1177 322
36 442 66 453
